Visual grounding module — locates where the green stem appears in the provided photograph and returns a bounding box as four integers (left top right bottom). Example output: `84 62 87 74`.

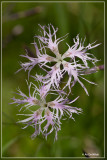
80 65 104 75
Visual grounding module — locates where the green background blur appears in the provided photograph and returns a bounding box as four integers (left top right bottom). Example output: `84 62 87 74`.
2 1 104 158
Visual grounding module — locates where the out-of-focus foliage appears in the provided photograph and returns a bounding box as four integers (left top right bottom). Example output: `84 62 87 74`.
2 2 104 158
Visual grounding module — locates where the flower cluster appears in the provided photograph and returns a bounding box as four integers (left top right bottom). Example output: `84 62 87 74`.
12 24 100 140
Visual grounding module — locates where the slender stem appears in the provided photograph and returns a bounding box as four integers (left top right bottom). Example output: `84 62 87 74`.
80 65 104 75
3 7 43 22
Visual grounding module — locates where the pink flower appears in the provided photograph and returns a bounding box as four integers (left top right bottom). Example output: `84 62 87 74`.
18 24 100 95
12 82 81 140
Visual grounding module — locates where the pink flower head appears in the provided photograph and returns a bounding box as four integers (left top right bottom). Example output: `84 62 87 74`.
18 24 100 95
12 81 81 140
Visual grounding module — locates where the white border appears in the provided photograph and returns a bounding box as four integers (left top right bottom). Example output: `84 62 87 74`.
1 1 105 159
104 0 105 158
0 1 106 3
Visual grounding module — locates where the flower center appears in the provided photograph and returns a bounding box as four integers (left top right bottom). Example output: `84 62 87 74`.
39 99 48 109
56 54 63 62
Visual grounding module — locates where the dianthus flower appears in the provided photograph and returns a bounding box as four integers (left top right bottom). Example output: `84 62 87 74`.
11 82 81 140
19 24 100 95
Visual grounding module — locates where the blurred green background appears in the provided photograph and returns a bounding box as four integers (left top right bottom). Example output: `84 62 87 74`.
2 1 104 158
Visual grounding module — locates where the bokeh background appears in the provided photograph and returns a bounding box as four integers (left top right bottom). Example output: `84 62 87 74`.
2 1 104 158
